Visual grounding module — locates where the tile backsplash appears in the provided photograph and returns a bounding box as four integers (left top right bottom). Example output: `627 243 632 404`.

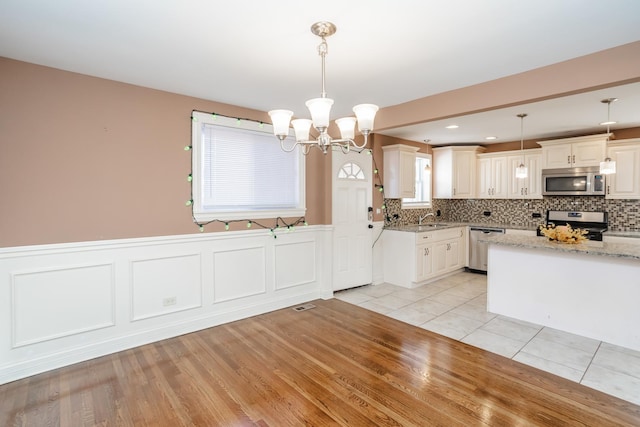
384 197 640 231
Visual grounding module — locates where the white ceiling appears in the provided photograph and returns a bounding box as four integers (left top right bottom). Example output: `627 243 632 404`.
1 0 640 144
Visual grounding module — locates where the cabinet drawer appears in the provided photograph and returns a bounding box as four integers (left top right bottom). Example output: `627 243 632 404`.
415 232 433 243
431 227 464 242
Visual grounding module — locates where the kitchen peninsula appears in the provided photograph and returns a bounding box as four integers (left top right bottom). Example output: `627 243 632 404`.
484 234 640 352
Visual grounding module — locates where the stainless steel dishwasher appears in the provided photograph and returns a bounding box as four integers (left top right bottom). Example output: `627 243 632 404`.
469 227 505 272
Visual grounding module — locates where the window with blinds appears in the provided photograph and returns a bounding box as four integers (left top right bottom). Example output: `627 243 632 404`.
191 111 305 222
402 154 432 208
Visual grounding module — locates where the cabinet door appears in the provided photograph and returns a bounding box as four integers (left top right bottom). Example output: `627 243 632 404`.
524 153 543 199
477 157 492 198
606 145 640 199
572 141 606 167
543 143 572 168
506 155 525 198
453 151 476 198
445 239 460 270
492 156 508 198
415 243 433 282
432 241 448 275
399 150 417 198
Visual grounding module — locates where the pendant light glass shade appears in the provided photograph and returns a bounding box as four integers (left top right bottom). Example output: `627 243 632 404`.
353 104 379 133
291 119 313 142
515 164 528 179
515 113 528 179
600 158 616 174
599 98 617 175
335 117 356 140
268 110 294 138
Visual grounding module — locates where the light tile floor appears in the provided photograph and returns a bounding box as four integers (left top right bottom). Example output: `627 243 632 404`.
334 271 640 406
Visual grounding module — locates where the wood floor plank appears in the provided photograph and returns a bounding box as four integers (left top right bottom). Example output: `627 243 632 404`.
1 298 639 426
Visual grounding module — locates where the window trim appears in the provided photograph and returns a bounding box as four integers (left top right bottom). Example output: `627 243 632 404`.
401 153 432 209
191 111 306 222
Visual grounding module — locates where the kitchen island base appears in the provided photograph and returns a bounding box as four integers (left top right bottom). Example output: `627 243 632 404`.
487 244 640 352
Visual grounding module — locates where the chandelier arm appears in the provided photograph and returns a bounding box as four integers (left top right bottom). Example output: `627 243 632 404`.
352 133 369 149
279 139 300 153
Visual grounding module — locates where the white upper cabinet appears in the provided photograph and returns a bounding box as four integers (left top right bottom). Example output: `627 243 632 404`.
605 139 640 199
506 150 542 199
538 134 608 169
433 146 486 199
382 144 419 199
477 154 508 198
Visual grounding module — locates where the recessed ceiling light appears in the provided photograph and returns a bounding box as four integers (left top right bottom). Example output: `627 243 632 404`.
445 125 459 129
485 136 498 140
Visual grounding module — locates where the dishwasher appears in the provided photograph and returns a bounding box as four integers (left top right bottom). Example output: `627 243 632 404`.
469 227 505 272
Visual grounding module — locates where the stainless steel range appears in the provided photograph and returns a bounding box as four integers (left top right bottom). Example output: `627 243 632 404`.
538 210 608 241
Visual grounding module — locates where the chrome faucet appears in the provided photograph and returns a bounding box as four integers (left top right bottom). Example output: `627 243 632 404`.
418 212 435 225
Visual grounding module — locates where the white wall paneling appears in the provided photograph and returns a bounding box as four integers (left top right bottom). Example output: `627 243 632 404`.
131 254 202 321
274 239 316 290
213 246 266 303
11 263 115 347
0 225 332 384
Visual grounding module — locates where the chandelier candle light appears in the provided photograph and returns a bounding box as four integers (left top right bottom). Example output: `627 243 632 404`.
268 22 379 154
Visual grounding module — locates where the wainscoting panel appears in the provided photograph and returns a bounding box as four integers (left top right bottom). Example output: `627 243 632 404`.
131 254 202 321
0 226 333 385
213 246 266 303
11 263 114 347
274 239 316 290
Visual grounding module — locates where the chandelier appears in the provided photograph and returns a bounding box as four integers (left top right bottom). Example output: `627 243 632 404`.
268 22 379 154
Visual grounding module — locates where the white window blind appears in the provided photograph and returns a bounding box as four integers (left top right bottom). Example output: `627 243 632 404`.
191 112 305 222
402 154 432 208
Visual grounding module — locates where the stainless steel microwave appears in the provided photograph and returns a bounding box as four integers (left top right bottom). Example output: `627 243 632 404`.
541 166 605 196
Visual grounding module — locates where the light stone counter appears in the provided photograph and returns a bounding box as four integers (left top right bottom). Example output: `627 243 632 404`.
480 234 640 260
485 234 640 352
385 222 538 233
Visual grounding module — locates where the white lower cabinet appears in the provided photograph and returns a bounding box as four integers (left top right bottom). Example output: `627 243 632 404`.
383 227 466 288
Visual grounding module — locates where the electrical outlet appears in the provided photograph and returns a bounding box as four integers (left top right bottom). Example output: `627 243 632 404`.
162 296 177 306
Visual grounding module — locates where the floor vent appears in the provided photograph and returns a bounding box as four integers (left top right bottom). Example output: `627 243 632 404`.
292 303 316 312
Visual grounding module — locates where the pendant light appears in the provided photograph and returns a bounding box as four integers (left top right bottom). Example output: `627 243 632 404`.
515 113 528 179
599 98 617 175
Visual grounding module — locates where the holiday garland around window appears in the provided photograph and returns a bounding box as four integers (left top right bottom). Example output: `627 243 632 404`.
186 110 389 238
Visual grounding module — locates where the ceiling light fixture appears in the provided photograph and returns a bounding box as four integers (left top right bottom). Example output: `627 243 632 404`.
599 98 617 175
515 113 528 179
268 22 378 155
485 136 497 140
445 125 459 129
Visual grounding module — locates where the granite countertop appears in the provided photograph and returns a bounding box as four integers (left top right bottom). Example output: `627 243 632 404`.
480 234 640 260
604 230 640 239
384 222 539 233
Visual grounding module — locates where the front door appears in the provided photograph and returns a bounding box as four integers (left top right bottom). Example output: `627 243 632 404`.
332 149 373 291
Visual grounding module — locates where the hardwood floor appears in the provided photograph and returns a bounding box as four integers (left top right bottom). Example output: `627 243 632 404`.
2 298 640 426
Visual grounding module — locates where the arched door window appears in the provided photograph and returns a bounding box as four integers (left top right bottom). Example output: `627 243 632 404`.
337 162 365 180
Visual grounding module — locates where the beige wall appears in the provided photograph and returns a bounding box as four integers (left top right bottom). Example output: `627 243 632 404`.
3 40 640 247
0 58 329 247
